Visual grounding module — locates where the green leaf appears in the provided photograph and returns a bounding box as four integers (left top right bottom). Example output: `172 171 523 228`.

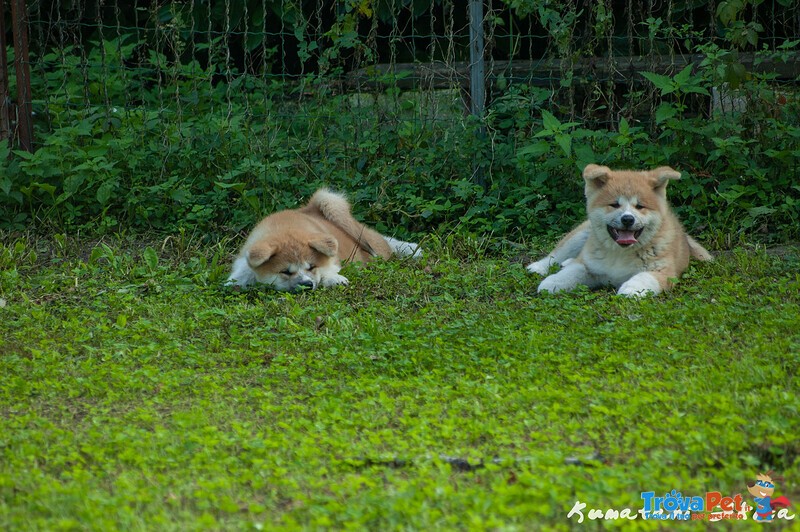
54 192 72 206
540 110 561 132
747 206 776 218
746 27 760 47
618 117 630 135
143 247 159 270
716 0 744 27
88 246 104 265
63 174 86 195
96 181 114 205
554 133 571 157
573 143 596 167
672 64 694 86
12 149 34 160
214 181 245 190
245 195 260 211
724 62 748 89
640 71 675 95
655 103 678 124
32 182 57 196
169 188 192 203
516 142 550 159
682 86 711 96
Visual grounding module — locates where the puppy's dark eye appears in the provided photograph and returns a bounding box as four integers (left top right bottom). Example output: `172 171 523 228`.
636 204 645 210
610 202 620 208
280 269 292 276
308 264 316 271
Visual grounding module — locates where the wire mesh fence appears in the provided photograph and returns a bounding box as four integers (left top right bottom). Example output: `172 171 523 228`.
10 0 798 139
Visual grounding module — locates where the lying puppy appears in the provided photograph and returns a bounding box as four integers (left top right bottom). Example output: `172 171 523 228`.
228 189 420 291
527 164 712 297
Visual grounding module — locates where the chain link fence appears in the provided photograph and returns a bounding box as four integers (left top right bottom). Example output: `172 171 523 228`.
6 0 796 142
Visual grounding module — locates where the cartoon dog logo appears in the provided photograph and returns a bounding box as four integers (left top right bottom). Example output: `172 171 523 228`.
747 471 791 522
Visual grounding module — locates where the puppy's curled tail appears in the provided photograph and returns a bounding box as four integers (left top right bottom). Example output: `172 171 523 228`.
306 188 392 258
308 188 351 220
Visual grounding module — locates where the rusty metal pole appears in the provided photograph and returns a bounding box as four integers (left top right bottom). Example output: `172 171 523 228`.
0 0 12 143
469 0 485 121
10 0 33 151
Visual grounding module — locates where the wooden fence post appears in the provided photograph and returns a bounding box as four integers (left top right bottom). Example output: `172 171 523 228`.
10 0 33 151
0 0 12 144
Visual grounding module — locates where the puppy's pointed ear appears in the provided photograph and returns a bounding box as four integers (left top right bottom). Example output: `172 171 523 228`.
651 166 681 191
309 235 338 257
246 243 275 268
583 164 612 187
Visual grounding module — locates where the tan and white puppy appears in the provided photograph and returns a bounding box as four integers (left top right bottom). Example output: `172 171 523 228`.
526 164 712 297
228 189 421 291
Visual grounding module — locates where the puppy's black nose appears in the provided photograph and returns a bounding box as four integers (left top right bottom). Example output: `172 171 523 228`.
296 280 314 290
621 214 635 227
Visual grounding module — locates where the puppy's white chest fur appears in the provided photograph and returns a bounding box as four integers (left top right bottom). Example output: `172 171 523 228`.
582 246 644 288
583 238 674 288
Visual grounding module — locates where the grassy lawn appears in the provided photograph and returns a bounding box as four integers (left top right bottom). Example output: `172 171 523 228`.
1 233 799 530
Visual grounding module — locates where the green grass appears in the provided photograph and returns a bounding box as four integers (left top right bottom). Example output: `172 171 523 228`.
1 234 799 530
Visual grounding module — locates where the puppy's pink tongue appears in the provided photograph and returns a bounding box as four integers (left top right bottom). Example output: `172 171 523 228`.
615 230 637 245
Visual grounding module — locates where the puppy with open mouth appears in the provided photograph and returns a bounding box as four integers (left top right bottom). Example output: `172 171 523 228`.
527 164 712 297
227 188 421 292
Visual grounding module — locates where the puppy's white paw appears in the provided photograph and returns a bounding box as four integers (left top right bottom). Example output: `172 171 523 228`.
397 242 423 259
385 236 423 259
536 261 589 294
320 274 349 287
526 256 555 275
617 273 660 297
227 256 255 287
537 274 570 294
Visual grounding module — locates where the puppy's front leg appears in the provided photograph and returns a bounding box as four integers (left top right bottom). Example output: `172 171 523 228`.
527 221 591 275
538 260 592 294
